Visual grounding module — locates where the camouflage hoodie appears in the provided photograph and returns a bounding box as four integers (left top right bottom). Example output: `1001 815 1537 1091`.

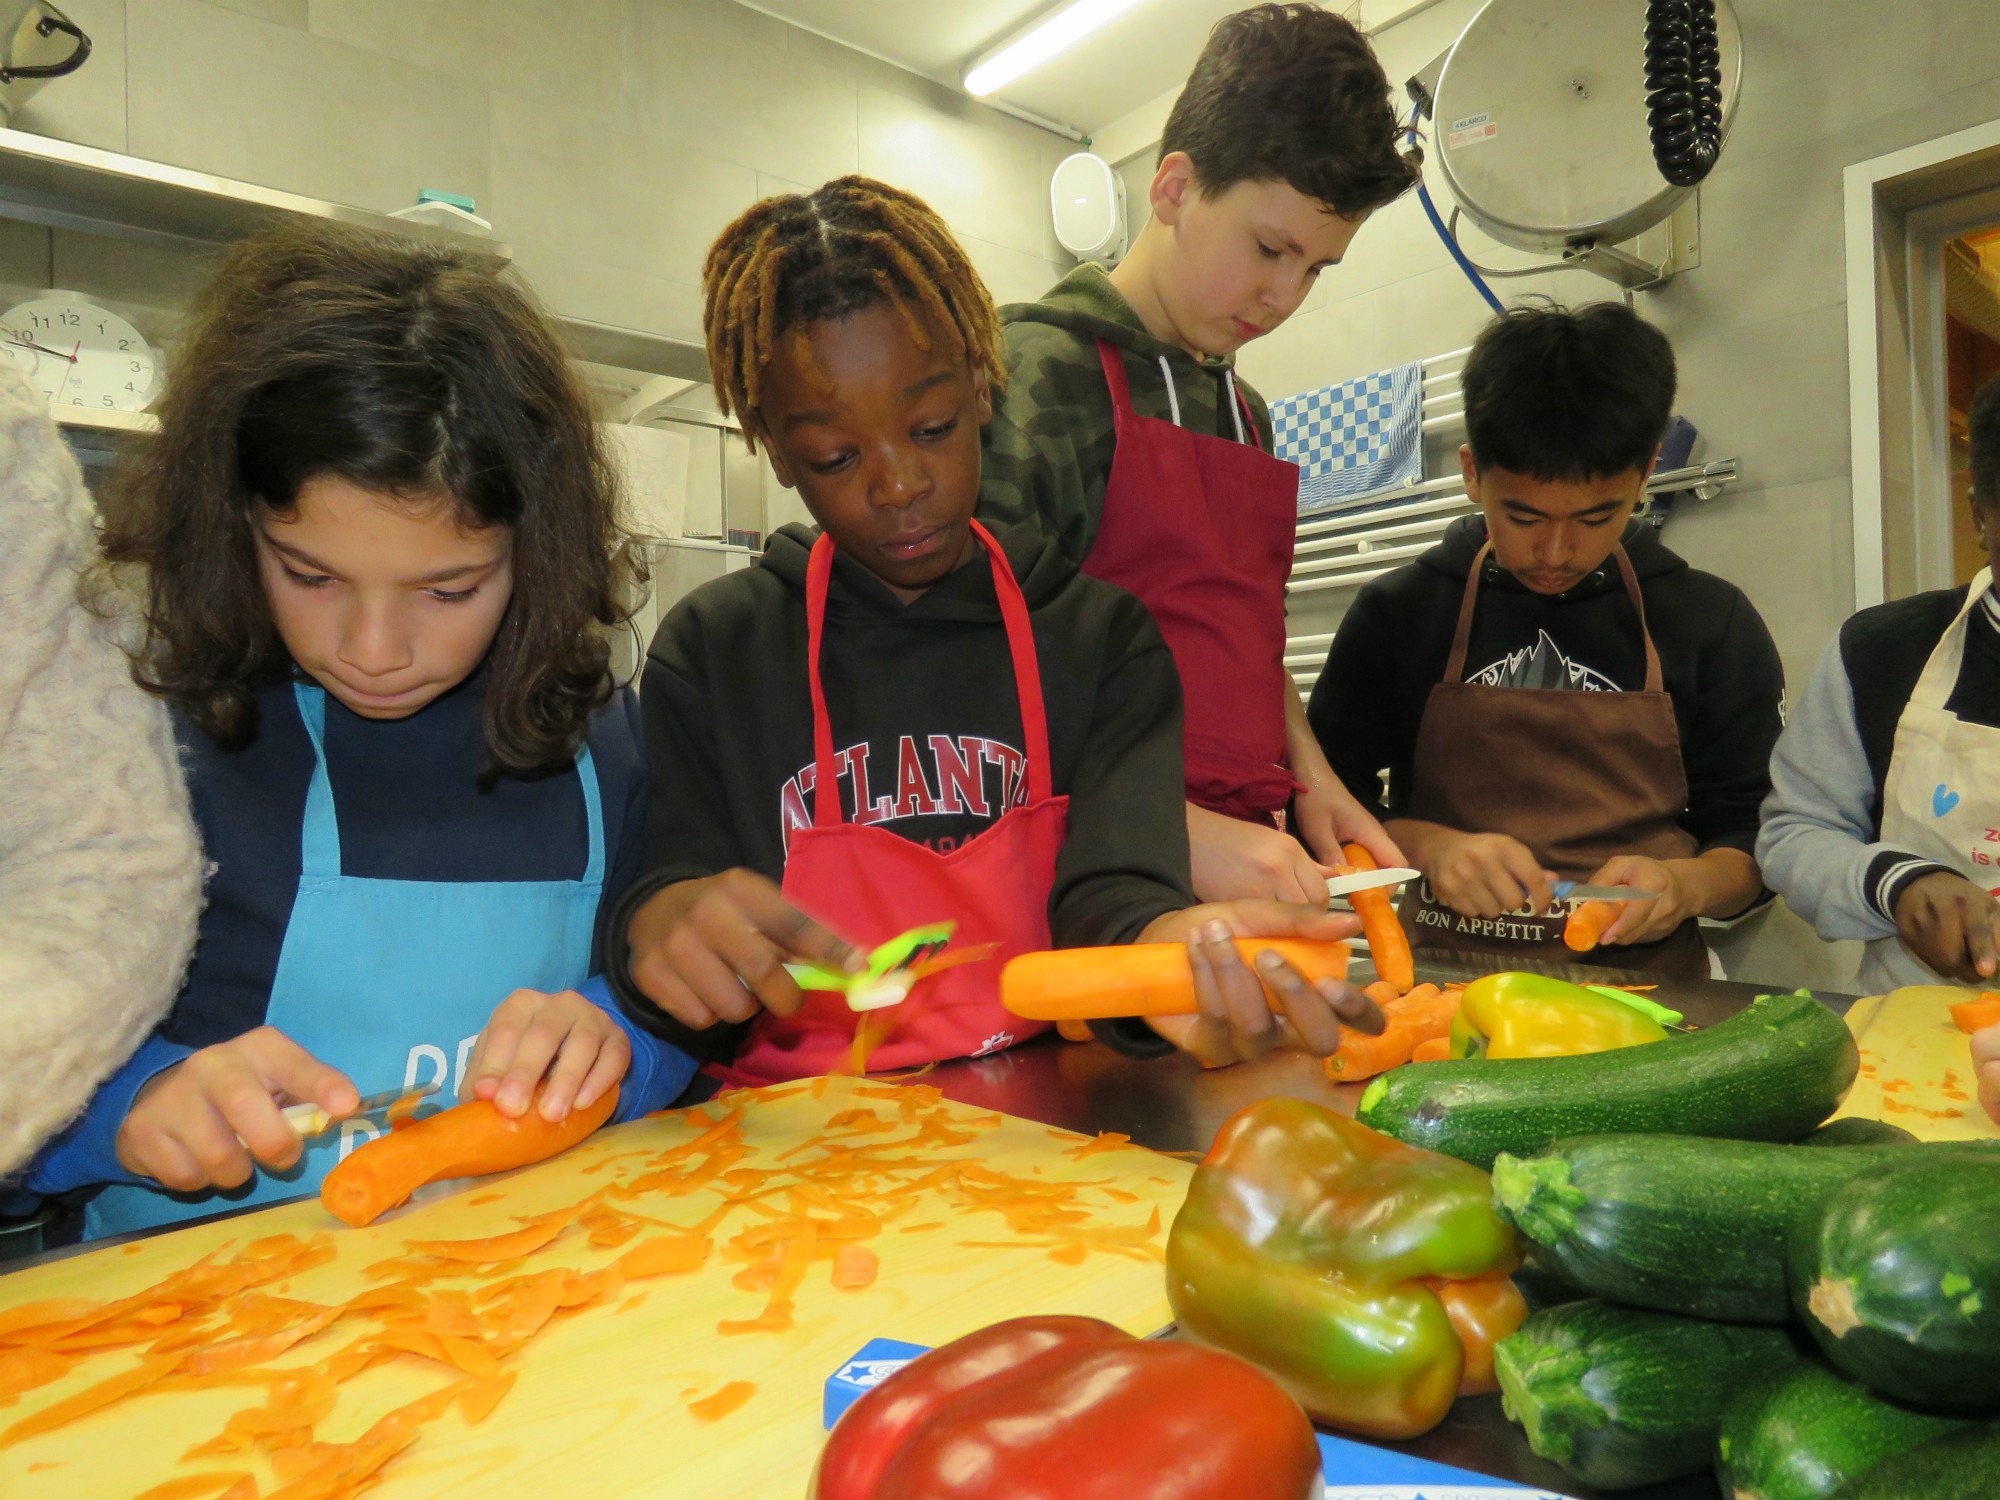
978 263 1275 570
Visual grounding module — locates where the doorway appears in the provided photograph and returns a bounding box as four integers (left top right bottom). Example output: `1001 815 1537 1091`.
1945 225 2000 585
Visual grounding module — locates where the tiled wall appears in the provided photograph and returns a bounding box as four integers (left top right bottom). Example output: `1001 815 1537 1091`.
15 0 1076 350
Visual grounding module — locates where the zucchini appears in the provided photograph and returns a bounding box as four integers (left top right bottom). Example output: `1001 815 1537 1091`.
1493 1299 1792 1490
1790 1152 2000 1414
1716 1360 1968 1500
1823 1423 2000 1500
1798 1118 1917 1147
1491 1134 1925 1323
1355 989 1858 1170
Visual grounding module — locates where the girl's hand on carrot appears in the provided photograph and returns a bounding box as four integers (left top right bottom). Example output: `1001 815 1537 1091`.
1974 1023 2000 1127
1187 803 1339 905
1137 903 1383 1066
115 1026 357 1193
1423 829 1556 920
466 988 630 1122
1579 854 1692 946
624 868 864 1031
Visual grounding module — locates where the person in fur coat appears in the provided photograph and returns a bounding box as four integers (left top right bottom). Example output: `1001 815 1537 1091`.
0 365 201 1179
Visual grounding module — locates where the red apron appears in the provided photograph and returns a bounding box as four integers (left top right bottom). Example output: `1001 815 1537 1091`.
1081 338 1300 825
730 521 1067 1083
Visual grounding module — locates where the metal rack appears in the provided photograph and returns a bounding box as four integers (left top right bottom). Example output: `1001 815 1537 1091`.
1283 346 1742 692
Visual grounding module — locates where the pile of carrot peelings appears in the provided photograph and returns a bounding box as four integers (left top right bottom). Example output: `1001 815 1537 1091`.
0 1084 1172 1499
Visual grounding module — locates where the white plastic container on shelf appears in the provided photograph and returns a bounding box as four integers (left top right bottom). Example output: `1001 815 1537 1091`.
388 190 496 240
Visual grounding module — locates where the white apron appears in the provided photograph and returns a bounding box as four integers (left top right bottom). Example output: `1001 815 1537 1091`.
1862 570 2000 993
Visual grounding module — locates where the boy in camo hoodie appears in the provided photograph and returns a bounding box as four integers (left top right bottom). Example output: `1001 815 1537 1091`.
979 3 1419 910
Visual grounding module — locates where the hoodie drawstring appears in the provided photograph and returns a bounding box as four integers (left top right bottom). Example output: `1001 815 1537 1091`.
1223 368 1246 444
1155 355 1182 429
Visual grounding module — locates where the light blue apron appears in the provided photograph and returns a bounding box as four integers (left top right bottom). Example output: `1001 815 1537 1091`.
88 681 605 1238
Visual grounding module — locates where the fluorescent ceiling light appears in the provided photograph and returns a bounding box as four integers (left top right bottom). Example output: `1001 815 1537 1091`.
963 0 1147 97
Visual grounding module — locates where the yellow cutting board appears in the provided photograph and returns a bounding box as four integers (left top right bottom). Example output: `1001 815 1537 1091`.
1831 986 2000 1142
0 1077 1194 1500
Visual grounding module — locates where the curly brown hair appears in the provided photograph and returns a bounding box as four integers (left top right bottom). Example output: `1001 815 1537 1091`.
701 175 1003 453
1163 3 1420 217
98 220 638 777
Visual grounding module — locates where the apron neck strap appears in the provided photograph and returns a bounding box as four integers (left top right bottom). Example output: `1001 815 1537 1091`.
1096 338 1138 434
1446 540 1663 692
803 522 1053 828
1094 337 1263 450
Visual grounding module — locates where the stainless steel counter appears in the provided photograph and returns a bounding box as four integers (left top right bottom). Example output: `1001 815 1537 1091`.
924 955 1854 1500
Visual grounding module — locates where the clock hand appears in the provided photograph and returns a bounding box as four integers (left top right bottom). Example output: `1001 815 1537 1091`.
51 341 80 403
4 334 75 361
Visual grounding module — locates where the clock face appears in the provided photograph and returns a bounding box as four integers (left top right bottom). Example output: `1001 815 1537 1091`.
1 296 158 414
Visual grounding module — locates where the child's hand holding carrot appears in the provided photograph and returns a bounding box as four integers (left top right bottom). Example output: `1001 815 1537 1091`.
1136 902 1384 1067
465 989 632 1123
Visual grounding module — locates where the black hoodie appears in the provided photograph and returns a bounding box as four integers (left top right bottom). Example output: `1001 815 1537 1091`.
1308 515 1784 856
606 520 1193 1063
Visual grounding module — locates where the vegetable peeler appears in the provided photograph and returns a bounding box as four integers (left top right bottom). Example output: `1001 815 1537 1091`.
787 922 1001 1012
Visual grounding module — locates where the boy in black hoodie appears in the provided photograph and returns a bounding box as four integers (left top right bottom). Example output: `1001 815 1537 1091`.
609 177 1379 1082
1309 304 1784 975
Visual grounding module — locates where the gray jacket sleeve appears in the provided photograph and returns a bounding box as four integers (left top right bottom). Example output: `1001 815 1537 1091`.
1756 636 1940 941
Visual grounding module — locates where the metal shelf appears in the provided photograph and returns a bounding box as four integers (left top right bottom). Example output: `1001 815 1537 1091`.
0 127 707 383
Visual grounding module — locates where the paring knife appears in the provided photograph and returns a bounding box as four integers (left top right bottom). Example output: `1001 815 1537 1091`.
282 1082 439 1140
1551 880 1661 902
1324 866 1421 898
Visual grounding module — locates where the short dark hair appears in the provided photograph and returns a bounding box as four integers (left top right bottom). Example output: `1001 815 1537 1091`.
1971 372 2000 510
1462 303 1678 481
98 221 638 777
1161 3 1420 217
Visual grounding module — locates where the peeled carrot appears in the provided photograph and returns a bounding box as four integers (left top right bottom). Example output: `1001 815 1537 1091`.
1001 940 1348 1020
1563 900 1621 952
1339 843 1415 995
1411 1036 1451 1063
319 1085 619 1229
1950 994 2000 1034
1324 985 1459 1083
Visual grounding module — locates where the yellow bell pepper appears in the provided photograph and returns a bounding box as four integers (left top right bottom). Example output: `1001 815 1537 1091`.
1449 972 1668 1060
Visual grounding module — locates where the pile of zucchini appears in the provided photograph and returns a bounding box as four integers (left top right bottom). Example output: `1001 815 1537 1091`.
1355 988 2000 1496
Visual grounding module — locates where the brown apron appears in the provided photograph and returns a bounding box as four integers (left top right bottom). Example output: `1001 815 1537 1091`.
1398 541 1708 977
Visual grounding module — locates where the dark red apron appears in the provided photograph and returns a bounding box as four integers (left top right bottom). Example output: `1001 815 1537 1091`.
1398 541 1709 977
1081 339 1300 825
731 521 1068 1082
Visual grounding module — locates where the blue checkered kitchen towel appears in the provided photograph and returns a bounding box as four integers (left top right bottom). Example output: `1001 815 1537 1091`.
1270 360 1425 515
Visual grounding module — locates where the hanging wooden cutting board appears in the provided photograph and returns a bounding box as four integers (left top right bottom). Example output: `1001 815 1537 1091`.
0 1077 1194 1500
1831 986 2000 1142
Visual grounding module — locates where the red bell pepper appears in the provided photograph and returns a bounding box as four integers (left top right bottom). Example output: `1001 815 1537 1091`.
809 1315 1322 1500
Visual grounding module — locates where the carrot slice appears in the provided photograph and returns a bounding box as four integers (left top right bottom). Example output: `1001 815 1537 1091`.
687 1381 755 1422
401 1221 564 1264
0 1353 182 1446
617 1236 711 1280
0 1347 72 1403
456 1371 516 1426
132 1474 255 1500
1340 843 1415 994
830 1245 878 1290
1950 995 2000 1034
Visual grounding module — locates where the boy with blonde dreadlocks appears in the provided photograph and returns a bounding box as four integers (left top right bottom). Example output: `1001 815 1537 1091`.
607 176 1382 1085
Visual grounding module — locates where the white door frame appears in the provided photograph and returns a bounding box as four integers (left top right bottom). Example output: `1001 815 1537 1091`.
1847 118 2000 607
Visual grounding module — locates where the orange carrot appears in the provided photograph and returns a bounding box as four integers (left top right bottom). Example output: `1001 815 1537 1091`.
320 1085 619 1228
1323 986 1459 1083
1950 994 2000 1034
1340 843 1415 995
1001 940 1349 1020
616 1236 711 1280
1411 1037 1451 1063
0 1353 182 1446
1056 1020 1095 1043
401 1222 566 1265
687 1381 755 1422
830 1245 879 1290
1563 900 1620 952
132 1474 255 1500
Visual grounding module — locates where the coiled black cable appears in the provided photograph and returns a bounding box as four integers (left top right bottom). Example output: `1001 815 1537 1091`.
1644 0 1723 187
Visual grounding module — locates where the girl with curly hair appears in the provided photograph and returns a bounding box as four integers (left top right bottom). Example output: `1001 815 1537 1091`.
23 222 694 1236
